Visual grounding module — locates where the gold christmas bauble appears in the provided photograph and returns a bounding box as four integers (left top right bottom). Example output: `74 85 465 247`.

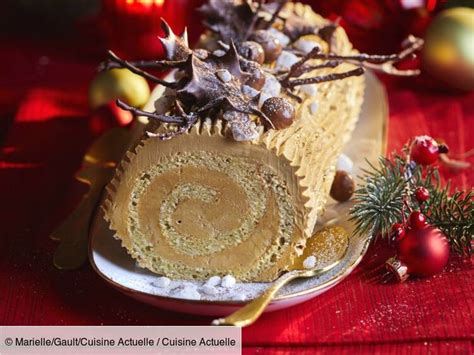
422 7 474 91
89 68 150 109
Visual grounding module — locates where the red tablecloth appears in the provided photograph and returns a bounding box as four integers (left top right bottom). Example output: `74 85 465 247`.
1 31 473 354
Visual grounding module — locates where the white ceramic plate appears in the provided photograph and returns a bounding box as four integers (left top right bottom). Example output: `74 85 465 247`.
88 71 387 316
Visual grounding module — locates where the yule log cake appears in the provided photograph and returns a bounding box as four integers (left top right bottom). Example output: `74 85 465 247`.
100 1 422 282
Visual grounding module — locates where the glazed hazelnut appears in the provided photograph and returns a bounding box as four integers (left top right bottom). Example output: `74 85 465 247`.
250 30 282 63
238 41 265 64
261 97 295 130
330 170 355 202
245 67 266 91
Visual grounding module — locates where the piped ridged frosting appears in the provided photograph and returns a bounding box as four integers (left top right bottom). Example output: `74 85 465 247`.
259 3 365 237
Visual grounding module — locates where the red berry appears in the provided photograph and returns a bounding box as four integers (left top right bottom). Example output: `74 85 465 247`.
409 211 427 229
415 186 430 203
410 135 447 166
391 223 406 241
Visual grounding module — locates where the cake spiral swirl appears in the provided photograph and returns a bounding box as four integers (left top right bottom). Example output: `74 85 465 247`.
104 121 307 281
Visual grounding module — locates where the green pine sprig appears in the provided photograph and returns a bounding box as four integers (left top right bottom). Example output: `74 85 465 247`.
349 155 407 240
350 154 474 256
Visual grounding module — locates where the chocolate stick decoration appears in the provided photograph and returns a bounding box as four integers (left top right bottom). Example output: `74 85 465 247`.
146 101 199 141
272 60 341 80
290 40 415 64
313 52 400 64
282 87 303 103
286 67 364 88
281 46 323 84
106 50 176 87
146 119 196 140
280 35 422 83
100 58 187 71
302 60 341 72
399 35 424 60
362 35 423 76
116 99 185 124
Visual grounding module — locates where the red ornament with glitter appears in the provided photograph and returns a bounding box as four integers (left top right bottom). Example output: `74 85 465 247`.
351 132 472 283
386 212 450 281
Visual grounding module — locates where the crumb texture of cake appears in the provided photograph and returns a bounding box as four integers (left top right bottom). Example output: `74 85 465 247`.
102 1 367 282
104 120 308 281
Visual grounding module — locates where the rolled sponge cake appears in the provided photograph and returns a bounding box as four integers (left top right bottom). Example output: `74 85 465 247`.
102 3 364 282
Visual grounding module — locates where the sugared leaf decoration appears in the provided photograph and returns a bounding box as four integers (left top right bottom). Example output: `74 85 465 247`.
99 1 423 142
178 55 222 105
199 0 258 42
177 49 256 117
158 19 192 61
216 41 252 83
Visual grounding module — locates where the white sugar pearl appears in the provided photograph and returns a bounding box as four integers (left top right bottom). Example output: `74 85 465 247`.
258 75 280 107
268 28 290 46
221 275 236 288
300 84 318 97
216 69 232 82
201 285 218 295
242 85 259 97
152 276 171 288
173 286 201 300
213 49 226 57
181 281 198 290
275 51 299 71
303 256 317 269
262 74 280 96
294 39 321 54
309 101 319 114
232 293 247 301
336 154 354 173
205 276 221 287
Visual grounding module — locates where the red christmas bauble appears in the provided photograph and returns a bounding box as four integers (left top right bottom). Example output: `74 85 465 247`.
397 226 450 277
